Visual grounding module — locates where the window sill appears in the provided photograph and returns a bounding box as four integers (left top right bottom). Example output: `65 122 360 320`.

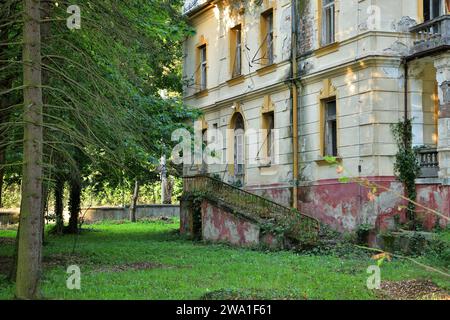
315 42 339 57
258 162 272 169
256 63 277 76
195 89 209 98
315 156 342 166
227 75 245 87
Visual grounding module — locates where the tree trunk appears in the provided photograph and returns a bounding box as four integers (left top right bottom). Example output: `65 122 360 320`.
67 177 81 234
54 176 64 234
162 177 173 205
40 0 52 245
161 155 172 204
16 0 44 300
129 180 139 222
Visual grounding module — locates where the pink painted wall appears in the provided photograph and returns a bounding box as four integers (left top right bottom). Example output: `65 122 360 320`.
246 178 448 232
416 184 450 230
201 200 260 246
297 177 408 232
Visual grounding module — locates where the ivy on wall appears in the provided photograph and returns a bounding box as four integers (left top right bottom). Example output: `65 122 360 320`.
391 119 421 227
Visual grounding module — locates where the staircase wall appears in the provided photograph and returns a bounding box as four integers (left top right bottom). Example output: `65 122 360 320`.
180 197 281 248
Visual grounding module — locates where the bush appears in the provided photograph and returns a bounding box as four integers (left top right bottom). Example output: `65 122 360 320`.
299 224 370 259
423 235 450 269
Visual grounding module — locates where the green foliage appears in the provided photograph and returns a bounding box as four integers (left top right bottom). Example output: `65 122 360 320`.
300 224 371 259
1 184 20 208
391 119 421 224
230 179 243 188
356 223 374 245
424 238 450 269
0 0 201 208
323 155 338 165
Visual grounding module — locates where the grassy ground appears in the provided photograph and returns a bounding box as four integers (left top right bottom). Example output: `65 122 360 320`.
0 219 448 300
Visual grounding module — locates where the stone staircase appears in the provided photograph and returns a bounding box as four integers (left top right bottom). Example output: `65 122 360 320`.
182 175 320 247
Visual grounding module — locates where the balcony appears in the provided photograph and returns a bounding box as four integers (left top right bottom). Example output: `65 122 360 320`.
409 15 450 57
417 148 439 178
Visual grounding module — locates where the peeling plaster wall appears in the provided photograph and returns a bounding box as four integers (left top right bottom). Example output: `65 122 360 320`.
296 0 314 55
202 200 261 246
416 184 450 230
180 198 282 247
180 183 448 245
297 178 405 232
296 179 448 232
183 0 294 100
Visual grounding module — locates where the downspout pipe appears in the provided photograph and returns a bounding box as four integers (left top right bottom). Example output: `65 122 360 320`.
291 0 299 209
403 57 409 148
404 58 408 122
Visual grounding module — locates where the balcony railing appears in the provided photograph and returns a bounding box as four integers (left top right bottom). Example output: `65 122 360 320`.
409 15 450 56
417 148 440 178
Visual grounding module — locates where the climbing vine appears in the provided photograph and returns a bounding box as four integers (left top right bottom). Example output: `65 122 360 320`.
391 119 421 226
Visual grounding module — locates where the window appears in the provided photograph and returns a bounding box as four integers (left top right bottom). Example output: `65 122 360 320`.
321 0 335 46
324 100 337 157
234 114 245 176
260 9 274 66
423 0 443 21
266 12 274 65
262 112 275 164
199 45 207 91
231 25 242 78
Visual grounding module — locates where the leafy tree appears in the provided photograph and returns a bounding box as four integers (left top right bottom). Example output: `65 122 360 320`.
0 0 200 298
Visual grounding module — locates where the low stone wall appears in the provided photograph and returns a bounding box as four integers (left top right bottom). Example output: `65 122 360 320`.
0 209 19 225
0 205 180 225
83 205 180 223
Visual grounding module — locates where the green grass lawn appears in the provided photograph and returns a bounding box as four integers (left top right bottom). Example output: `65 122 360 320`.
0 220 448 300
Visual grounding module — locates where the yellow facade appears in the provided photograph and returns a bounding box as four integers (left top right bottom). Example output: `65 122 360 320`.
183 0 450 213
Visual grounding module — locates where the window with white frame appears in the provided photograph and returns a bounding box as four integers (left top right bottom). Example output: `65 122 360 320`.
321 0 335 46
